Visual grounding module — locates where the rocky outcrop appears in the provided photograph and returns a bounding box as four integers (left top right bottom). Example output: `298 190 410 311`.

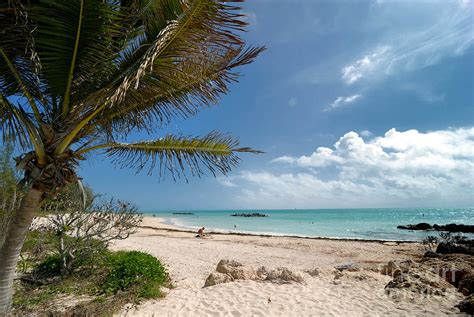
459 273 474 296
305 268 320 277
380 260 416 277
204 272 234 287
384 270 451 296
421 254 474 290
456 294 474 315
436 241 473 256
381 259 453 297
423 250 441 258
397 222 474 233
335 263 360 272
230 213 268 217
264 267 305 284
204 259 305 287
381 253 474 313
433 223 474 233
216 259 259 280
397 223 432 230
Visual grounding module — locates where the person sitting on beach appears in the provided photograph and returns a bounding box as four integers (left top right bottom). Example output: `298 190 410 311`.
196 227 205 238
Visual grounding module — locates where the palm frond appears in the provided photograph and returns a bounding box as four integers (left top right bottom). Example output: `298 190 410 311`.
0 95 29 148
0 1 46 112
78 132 261 179
30 0 126 116
81 0 264 134
0 49 42 123
97 46 264 135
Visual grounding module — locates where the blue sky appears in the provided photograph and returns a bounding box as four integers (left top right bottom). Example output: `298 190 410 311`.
80 0 474 211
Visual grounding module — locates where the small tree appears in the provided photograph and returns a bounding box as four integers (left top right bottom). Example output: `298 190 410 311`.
40 185 142 274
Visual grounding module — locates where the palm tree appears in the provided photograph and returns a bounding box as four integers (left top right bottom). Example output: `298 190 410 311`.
0 0 264 312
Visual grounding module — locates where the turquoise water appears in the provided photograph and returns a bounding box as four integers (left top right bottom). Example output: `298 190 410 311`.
146 208 474 241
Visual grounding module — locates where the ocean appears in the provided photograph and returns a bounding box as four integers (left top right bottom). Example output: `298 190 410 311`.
146 208 474 241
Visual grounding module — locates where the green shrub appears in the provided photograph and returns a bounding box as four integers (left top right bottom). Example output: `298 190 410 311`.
35 255 63 277
102 251 167 298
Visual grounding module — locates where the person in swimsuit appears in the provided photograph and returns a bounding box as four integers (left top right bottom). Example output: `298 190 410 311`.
196 227 205 238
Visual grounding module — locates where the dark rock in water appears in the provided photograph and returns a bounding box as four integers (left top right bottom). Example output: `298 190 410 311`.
397 222 474 233
172 212 194 215
456 294 474 315
231 213 268 217
436 242 474 256
433 223 474 233
397 223 432 230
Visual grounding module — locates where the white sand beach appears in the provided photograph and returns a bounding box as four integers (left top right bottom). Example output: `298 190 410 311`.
111 217 466 316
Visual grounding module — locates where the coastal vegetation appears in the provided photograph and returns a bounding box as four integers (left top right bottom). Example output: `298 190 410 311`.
15 237 170 315
0 0 263 313
2 145 169 314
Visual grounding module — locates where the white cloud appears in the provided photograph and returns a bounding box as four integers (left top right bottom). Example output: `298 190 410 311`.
217 177 237 188
288 97 298 107
340 2 473 84
227 127 474 209
341 47 390 84
325 94 362 111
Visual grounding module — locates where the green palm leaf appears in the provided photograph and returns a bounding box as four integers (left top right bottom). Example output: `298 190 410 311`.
0 95 29 148
78 132 262 178
83 0 264 133
30 0 126 115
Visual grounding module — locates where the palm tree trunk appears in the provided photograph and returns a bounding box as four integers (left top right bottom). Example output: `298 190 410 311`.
0 187 42 314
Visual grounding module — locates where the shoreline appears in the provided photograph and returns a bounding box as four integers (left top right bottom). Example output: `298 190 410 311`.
142 215 420 244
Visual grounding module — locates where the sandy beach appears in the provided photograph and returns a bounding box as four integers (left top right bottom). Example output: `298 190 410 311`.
110 217 467 316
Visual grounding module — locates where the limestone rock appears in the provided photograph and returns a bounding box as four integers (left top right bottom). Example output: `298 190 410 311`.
380 260 416 277
423 250 440 258
265 267 305 284
216 259 258 280
204 272 234 287
335 263 360 272
205 259 305 287
384 269 451 296
421 254 473 287
306 268 320 277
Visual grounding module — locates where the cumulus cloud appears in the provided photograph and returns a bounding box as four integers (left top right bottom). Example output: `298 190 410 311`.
325 94 362 111
341 2 473 84
227 128 474 208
